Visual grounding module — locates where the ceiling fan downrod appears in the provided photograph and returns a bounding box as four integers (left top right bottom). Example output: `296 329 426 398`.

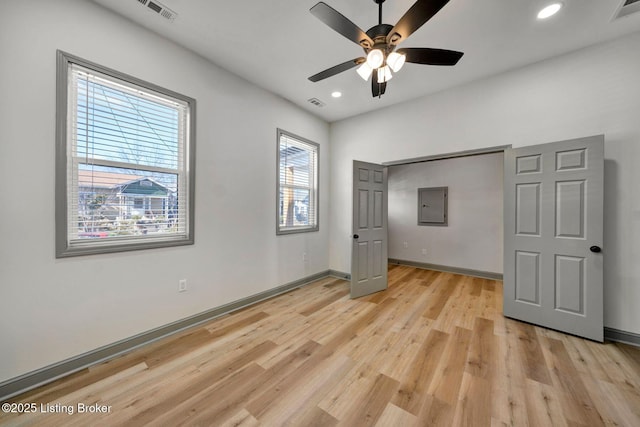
375 0 385 25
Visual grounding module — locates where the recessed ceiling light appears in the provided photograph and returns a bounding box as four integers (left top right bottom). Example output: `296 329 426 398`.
331 91 342 98
537 2 563 19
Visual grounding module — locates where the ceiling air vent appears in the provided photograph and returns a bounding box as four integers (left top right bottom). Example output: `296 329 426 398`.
307 98 326 108
613 0 640 20
136 0 177 21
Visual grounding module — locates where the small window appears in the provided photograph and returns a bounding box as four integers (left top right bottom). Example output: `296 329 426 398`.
277 129 319 234
56 51 195 257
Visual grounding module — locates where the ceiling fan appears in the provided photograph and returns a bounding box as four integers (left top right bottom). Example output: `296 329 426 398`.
308 0 464 97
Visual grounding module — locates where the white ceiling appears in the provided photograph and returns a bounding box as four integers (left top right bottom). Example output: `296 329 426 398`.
92 0 640 122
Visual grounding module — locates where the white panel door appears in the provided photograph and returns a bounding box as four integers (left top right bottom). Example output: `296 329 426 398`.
504 135 604 341
351 161 388 298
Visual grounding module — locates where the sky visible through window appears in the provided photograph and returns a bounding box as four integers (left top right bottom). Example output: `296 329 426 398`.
75 73 180 191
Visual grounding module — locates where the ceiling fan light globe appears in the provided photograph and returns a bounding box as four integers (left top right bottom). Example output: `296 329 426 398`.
537 2 562 19
356 62 374 80
387 52 406 72
366 49 384 69
378 65 393 83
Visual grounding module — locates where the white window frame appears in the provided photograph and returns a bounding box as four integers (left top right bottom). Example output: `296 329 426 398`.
276 129 319 235
55 51 196 257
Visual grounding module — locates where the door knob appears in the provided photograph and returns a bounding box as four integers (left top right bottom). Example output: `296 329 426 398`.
590 245 601 253
353 234 359 239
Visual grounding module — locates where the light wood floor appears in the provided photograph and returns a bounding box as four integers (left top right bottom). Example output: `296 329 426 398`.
2 265 640 426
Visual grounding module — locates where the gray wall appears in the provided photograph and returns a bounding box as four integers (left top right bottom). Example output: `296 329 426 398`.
388 153 503 274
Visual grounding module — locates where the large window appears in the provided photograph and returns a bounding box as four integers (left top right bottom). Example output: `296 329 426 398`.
277 129 319 235
56 51 195 257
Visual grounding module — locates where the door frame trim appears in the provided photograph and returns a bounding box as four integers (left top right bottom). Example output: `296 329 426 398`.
383 145 511 167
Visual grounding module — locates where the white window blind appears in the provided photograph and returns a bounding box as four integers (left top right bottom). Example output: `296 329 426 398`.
277 130 319 234
56 51 195 257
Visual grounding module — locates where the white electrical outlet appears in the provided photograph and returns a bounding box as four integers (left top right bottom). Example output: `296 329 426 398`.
403 242 408 249
422 248 427 256
303 252 308 262
178 279 187 292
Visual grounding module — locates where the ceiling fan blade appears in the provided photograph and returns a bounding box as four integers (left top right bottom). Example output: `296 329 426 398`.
387 0 449 45
371 69 387 97
397 47 463 66
310 2 374 49
308 58 364 82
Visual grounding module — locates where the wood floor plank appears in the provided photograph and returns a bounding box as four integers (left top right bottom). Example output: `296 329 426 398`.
374 323 430 381
422 273 459 320
343 329 403 376
465 317 495 379
561 335 612 382
359 289 389 304
477 281 497 321
337 372 399 427
299 287 350 316
616 341 640 370
285 406 339 427
3 266 640 427
587 340 640 396
514 320 553 385
317 363 380 421
116 341 277 425
427 326 472 405
541 336 606 427
491 324 529 426
148 362 267 426
253 353 354 426
245 341 347 420
315 297 397 348
453 372 492 427
580 374 640 427
206 311 271 339
524 378 569 427
429 278 469 333
417 396 455 427
220 409 260 427
390 281 437 333
391 328 448 415
493 283 507 337
374 403 417 427
469 277 484 297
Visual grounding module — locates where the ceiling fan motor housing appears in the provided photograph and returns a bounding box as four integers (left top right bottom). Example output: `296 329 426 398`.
365 26 397 69
366 23 393 38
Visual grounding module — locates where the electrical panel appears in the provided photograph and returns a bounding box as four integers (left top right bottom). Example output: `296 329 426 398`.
418 187 448 226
